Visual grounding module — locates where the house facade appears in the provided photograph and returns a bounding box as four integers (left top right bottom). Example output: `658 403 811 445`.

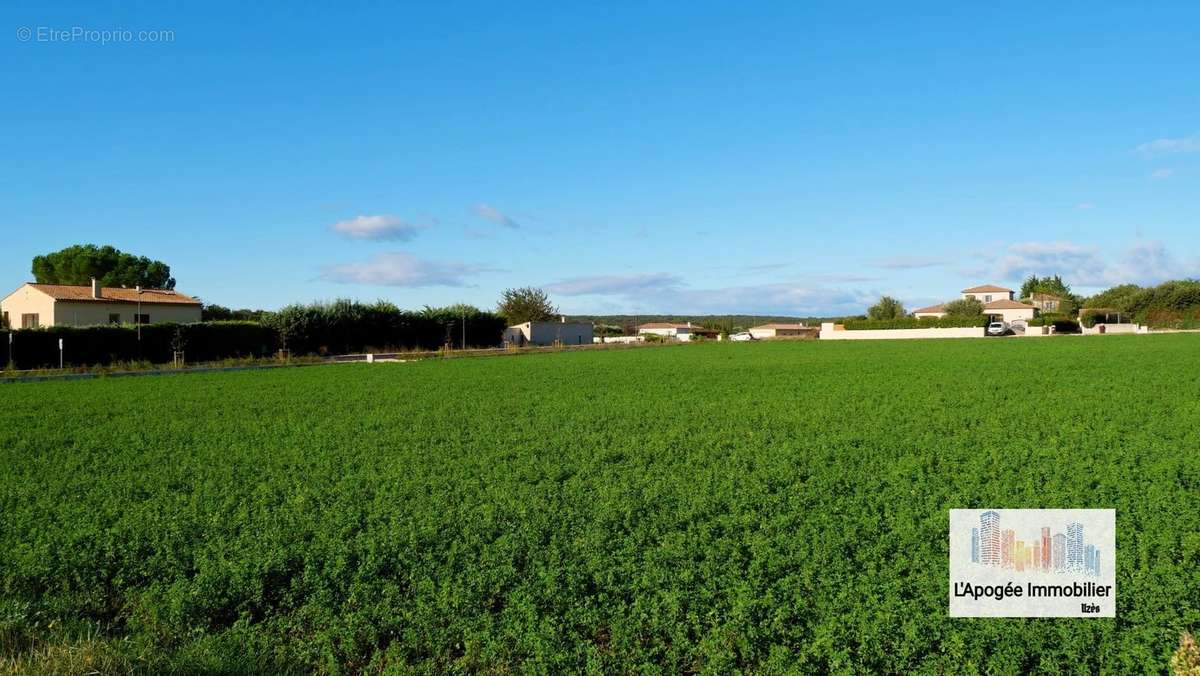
911 284 1036 323
747 323 811 339
981 299 1035 323
1025 292 1064 312
503 320 593 346
1 280 202 328
961 284 1013 304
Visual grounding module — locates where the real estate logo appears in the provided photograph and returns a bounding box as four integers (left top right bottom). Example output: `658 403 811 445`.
949 509 1115 617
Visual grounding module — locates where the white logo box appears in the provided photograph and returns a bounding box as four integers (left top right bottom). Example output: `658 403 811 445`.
949 509 1115 617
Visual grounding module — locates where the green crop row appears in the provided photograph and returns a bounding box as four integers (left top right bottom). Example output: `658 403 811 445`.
1 336 1198 672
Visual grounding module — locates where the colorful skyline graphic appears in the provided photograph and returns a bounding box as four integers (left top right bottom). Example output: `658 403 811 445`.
969 510 1101 576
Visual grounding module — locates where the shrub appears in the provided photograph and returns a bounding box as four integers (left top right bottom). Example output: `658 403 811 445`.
1173 632 1200 676
1028 314 1080 333
943 297 984 317
1142 308 1200 330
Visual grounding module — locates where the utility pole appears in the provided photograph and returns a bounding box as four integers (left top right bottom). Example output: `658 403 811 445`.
462 307 467 349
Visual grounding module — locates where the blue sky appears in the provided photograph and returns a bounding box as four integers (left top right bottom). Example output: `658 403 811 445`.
3 2 1198 316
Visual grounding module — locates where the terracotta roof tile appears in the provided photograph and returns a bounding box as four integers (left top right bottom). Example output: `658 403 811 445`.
983 299 1035 310
27 283 201 306
961 284 1013 293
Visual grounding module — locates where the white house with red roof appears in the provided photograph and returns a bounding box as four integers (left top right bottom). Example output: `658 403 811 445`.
1 279 202 328
913 284 1036 324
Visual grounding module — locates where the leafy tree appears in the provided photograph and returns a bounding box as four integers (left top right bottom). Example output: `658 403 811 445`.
1083 283 1143 312
1020 275 1081 314
32 244 175 289
943 297 984 316
497 287 558 324
867 296 905 320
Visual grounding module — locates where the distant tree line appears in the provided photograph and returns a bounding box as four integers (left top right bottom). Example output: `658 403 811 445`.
201 305 272 322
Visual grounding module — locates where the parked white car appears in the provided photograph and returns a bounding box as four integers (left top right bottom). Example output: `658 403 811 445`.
729 332 755 341
986 321 1009 336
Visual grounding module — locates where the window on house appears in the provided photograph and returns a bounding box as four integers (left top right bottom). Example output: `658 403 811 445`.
134 314 150 325
985 295 992 303
109 313 121 324
21 313 39 329
1 311 8 329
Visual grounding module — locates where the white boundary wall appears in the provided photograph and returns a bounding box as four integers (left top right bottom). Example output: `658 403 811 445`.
1081 323 1144 335
593 335 644 344
820 322 985 340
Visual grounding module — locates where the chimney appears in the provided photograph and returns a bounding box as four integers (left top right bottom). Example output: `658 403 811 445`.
91 278 102 299
687 321 692 328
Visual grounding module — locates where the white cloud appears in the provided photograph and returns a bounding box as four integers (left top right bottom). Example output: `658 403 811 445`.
545 270 874 315
546 273 683 296
872 255 946 270
657 283 875 315
975 240 1196 288
331 215 421 241
1136 135 1200 156
473 203 519 228
1151 168 1174 180
321 252 489 287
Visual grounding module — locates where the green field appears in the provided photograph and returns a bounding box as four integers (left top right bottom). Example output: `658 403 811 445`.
2 336 1198 673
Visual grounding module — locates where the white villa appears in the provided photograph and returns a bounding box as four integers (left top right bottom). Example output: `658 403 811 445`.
636 322 720 342
913 284 1037 324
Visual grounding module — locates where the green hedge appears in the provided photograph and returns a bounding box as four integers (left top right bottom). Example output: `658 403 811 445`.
1028 314 1081 333
266 300 507 355
1 321 277 370
842 316 989 330
1 302 513 369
